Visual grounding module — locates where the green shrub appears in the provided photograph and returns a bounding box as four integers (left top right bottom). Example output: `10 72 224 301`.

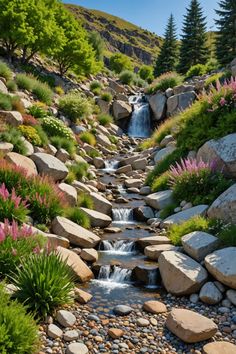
139 65 154 81
0 92 13 110
0 284 39 354
119 70 135 85
109 135 118 144
18 125 42 146
90 81 102 93
55 86 64 96
98 113 113 126
28 104 48 118
87 149 101 158
66 162 89 183
0 127 27 155
110 53 133 74
59 93 92 123
185 64 207 79
151 172 170 192
16 74 34 91
204 72 225 90
133 75 147 88
0 61 12 80
34 125 49 146
147 72 183 94
41 116 74 141
32 81 53 105
13 252 74 318
160 203 179 219
50 136 76 156
64 207 90 229
205 58 219 73
80 131 96 146
78 192 94 209
6 80 17 92
217 224 236 247
100 92 113 102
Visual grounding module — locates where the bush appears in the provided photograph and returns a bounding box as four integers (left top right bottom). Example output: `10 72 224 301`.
110 53 133 74
0 61 12 80
217 224 236 247
0 127 27 155
185 64 207 79
204 72 225 90
109 135 118 144
0 184 28 223
0 220 44 278
119 70 135 85
151 172 170 192
59 93 92 123
66 162 89 183
78 193 94 209
28 104 48 118
50 136 76 156
16 73 34 91
139 65 154 82
55 86 64 96
98 114 113 126
160 203 179 219
22 114 38 126
90 81 102 94
32 81 53 105
100 92 113 102
80 131 96 146
205 58 219 73
0 92 13 110
41 116 74 141
133 75 147 88
13 252 75 318
147 72 183 94
0 284 39 354
18 125 42 146
65 207 90 229
6 80 17 92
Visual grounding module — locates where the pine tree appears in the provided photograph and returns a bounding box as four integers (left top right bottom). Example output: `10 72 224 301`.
154 14 178 76
215 0 236 66
178 0 208 74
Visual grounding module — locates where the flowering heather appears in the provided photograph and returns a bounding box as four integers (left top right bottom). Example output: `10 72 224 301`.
0 183 28 223
0 219 34 243
169 158 213 180
207 77 236 112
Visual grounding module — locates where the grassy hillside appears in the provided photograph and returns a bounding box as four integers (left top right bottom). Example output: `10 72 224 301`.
65 4 163 67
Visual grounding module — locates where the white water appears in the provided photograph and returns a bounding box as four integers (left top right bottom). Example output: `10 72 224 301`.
103 160 119 172
146 269 158 289
93 265 132 293
99 240 136 255
128 95 151 138
112 208 134 224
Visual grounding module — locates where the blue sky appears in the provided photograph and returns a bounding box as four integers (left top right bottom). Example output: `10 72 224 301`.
63 0 218 36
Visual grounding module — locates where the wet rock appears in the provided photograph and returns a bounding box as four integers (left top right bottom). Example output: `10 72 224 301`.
113 305 133 316
80 248 98 262
133 206 154 222
133 265 160 285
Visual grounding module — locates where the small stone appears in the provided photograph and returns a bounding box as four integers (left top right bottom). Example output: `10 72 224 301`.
66 343 88 354
47 324 63 339
63 330 79 341
56 310 76 328
227 289 236 306
108 328 124 339
113 305 133 316
190 294 199 304
137 318 150 327
203 341 236 354
143 300 167 314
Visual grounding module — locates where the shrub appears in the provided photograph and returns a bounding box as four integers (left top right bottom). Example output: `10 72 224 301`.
59 93 92 123
147 72 183 94
6 79 17 92
32 81 53 105
151 172 170 192
28 104 48 118
13 252 75 318
139 65 154 82
0 60 12 80
185 64 207 79
119 70 135 85
34 125 49 146
109 135 118 144
0 220 44 278
0 127 27 155
22 114 38 126
0 92 13 110
66 162 89 183
0 184 28 223
18 125 42 146
110 53 133 74
90 81 102 93
65 207 90 229
217 224 236 247
160 203 179 219
98 113 113 126
100 92 113 102
16 73 34 91
205 58 219 73
50 136 76 156
133 75 147 88
80 131 96 146
55 86 64 96
78 192 94 209
0 284 39 354
204 73 225 90
41 116 74 141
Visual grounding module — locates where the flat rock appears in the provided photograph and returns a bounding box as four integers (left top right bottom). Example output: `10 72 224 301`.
205 247 236 289
145 190 173 210
137 236 171 248
144 244 179 260
47 324 63 339
108 328 124 339
137 318 150 327
57 310 76 328
124 178 142 188
162 205 208 227
31 153 68 181
58 183 77 207
166 308 217 343
6 152 38 176
143 300 167 314
74 288 92 304
208 184 236 224
113 305 133 316
63 330 79 341
80 207 112 228
159 251 208 295
131 158 147 170
80 248 98 263
203 341 236 354
90 192 112 215
199 282 223 305
66 343 88 354
182 231 219 261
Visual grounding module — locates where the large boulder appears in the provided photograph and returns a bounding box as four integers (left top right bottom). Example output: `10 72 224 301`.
90 192 112 215
112 100 132 120
148 92 166 121
197 134 236 178
162 205 208 227
144 244 179 260
154 146 176 164
57 247 93 283
52 216 100 248
131 158 147 171
205 247 236 289
5 152 37 176
31 153 68 181
159 251 208 295
58 183 77 207
166 308 217 343
208 184 236 223
133 206 154 221
80 208 112 228
167 91 196 116
181 231 219 262
96 133 111 148
0 111 23 126
145 190 173 210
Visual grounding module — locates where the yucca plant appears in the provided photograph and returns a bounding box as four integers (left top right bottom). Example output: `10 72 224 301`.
13 252 75 318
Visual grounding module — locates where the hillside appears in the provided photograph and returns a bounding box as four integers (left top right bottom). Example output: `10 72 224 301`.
65 4 163 67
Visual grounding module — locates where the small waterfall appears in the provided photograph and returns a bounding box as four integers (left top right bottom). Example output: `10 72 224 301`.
146 269 158 289
128 95 151 138
112 208 134 224
103 160 119 172
93 265 132 292
99 240 136 254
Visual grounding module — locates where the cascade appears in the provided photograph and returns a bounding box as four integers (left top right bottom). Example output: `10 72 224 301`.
128 95 151 138
112 208 134 224
99 240 136 254
103 160 119 172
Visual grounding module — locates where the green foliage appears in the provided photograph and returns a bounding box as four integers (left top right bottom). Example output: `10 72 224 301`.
66 162 89 183
79 131 96 146
0 60 12 80
16 74 53 104
109 135 118 144
139 65 154 82
155 14 178 76
50 136 76 156
90 81 102 94
0 127 27 155
205 58 219 73
65 207 90 229
98 114 113 126
0 185 28 224
28 104 48 118
119 70 135 85
148 72 183 94
151 172 170 192
59 93 92 123
185 64 207 78
6 80 17 92
78 193 94 209
100 92 113 102
55 86 64 96
133 76 147 88
88 31 105 62
0 284 39 354
13 252 75 318
41 116 74 141
16 74 34 91
204 73 225 89
18 125 42 146
217 224 236 247
0 93 13 111
110 53 133 74
160 203 178 219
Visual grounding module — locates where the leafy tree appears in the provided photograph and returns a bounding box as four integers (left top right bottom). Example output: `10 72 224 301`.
154 14 178 76
109 53 133 74
215 0 236 66
88 31 105 62
178 0 208 74
139 65 154 82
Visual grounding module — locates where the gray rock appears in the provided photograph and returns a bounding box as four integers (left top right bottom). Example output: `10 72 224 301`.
113 100 132 120
93 157 105 169
226 289 236 306
66 343 88 354
80 208 112 228
144 244 180 260
47 324 63 339
199 282 223 304
148 92 166 121
90 192 112 215
113 305 133 316
133 206 154 221
31 153 68 181
0 110 23 126
162 205 208 227
208 184 236 224
182 231 219 261
0 80 8 93
57 310 76 328
139 186 151 195
58 183 77 207
63 330 79 341
154 146 176 164
145 190 173 210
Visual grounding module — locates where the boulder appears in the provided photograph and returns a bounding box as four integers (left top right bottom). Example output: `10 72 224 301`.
137 235 171 248
203 341 236 354
167 91 196 116
208 184 236 223
0 142 13 155
58 183 77 207
74 288 92 304
148 92 166 121
56 148 70 163
0 80 8 94
166 308 217 343
131 158 147 170
116 164 132 174
205 247 236 289
162 205 208 227
197 134 236 178
113 100 132 120
93 157 105 169
80 248 98 263
160 135 175 147
143 300 167 314
97 98 110 114
124 179 142 188
154 146 176 164
145 190 173 210
31 153 68 181
181 231 219 262
144 244 179 260
5 152 37 176
139 186 151 195
96 133 111 148
57 247 93 282
52 217 100 248
90 192 112 215
159 251 208 295
72 181 91 194
133 206 154 221
80 208 112 228
199 282 223 305
0 111 23 126
109 80 125 94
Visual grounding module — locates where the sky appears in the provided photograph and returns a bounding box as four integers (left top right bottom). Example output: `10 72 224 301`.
63 0 218 36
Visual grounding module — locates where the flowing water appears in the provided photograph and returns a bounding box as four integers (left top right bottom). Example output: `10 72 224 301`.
112 208 134 224
99 240 136 255
128 95 151 138
92 265 132 293
102 160 119 172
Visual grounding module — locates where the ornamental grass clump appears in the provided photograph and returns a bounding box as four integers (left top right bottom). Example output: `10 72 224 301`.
0 127 27 155
59 93 92 123
147 72 183 94
64 207 90 229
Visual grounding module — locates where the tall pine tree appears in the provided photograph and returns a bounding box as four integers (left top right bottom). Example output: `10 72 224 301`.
215 0 236 66
178 0 208 73
154 14 178 76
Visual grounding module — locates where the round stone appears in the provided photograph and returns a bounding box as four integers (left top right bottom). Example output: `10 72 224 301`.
57 310 76 328
67 343 88 354
47 324 63 339
143 300 167 314
63 330 79 341
203 341 236 354
137 318 150 327
108 328 124 339
113 305 133 316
